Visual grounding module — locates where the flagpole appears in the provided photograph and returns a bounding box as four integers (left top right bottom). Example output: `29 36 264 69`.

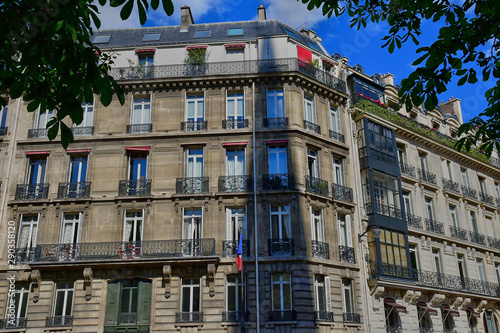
251 81 260 333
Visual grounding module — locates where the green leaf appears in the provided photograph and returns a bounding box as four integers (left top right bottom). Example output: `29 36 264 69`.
151 0 159 10
120 0 134 20
388 40 395 53
27 100 40 112
48 121 59 140
100 80 113 106
137 0 147 25
162 0 174 16
60 122 74 149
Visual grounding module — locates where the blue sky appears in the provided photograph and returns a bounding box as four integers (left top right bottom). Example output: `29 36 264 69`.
96 0 493 122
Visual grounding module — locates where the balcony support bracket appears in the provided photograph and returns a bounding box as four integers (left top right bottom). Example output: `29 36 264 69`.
83 267 93 301
452 297 463 310
430 293 445 306
31 270 41 303
207 263 215 297
163 265 172 299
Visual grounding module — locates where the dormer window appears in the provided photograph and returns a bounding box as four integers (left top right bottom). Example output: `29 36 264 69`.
307 41 320 52
194 30 211 38
93 35 111 44
227 28 243 36
143 32 160 41
284 28 297 39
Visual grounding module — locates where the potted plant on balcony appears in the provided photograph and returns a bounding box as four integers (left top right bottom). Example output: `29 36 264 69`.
184 48 209 75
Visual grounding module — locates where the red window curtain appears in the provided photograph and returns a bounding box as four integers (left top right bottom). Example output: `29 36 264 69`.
297 45 312 63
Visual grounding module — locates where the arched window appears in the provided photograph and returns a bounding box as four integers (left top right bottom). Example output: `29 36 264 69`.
485 311 499 333
467 307 480 333
417 301 436 332
441 304 459 332
384 298 406 332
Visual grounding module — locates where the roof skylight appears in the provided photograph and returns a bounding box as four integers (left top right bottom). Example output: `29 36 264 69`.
143 32 161 41
194 30 211 38
93 35 111 44
227 28 244 36
284 28 297 39
307 41 320 51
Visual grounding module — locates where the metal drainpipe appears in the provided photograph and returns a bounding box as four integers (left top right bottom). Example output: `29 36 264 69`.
252 81 260 333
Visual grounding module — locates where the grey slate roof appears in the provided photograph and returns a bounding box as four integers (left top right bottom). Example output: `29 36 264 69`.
92 19 329 56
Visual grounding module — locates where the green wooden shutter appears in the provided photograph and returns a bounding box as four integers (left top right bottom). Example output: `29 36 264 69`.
104 281 121 326
137 279 152 325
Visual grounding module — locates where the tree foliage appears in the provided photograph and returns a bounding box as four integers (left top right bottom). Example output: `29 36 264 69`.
302 0 500 157
0 0 174 148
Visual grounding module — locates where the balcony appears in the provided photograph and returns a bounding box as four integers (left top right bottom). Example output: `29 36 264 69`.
304 119 321 134
406 214 423 229
218 175 252 193
268 238 294 256
15 183 49 200
15 239 217 263
329 130 345 143
305 176 329 196
0 127 8 136
417 169 437 185
57 182 91 199
370 263 411 279
387 326 402 333
45 316 73 327
359 147 398 165
399 162 416 178
449 226 468 241
442 178 460 194
222 118 248 129
28 128 48 138
176 177 209 194
72 126 94 136
0 318 27 329
262 173 294 191
175 312 203 323
488 237 500 250
126 123 152 134
343 312 361 324
469 231 487 246
424 218 445 235
118 179 152 196
480 192 494 206
331 183 354 203
268 310 297 322
364 203 404 220
222 311 249 322
315 311 334 322
110 58 347 93
461 185 478 200
339 245 355 263
222 240 249 257
181 120 207 131
263 117 288 128
311 240 329 259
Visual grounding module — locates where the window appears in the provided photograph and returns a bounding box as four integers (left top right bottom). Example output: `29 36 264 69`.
495 182 500 200
307 148 319 179
403 192 412 216
267 89 285 119
449 205 458 228
143 32 160 41
409 244 419 270
377 229 409 277
270 205 291 240
183 209 202 256
485 311 499 333
425 198 434 221
479 176 487 194
59 213 81 260
0 104 8 129
93 35 111 43
226 148 245 176
181 278 201 314
17 214 39 261
314 275 331 314
304 95 316 124
268 146 287 175
225 48 244 61
470 211 479 233
337 215 352 247
365 121 395 157
467 308 479 333
185 148 204 178
34 108 54 129
185 94 205 129
442 159 453 180
495 263 500 284
330 106 341 134
461 168 469 187
477 259 486 283
417 301 434 332
52 282 74 325
227 28 244 36
69 155 88 183
5 284 29 328
74 102 94 129
226 207 246 242
271 273 292 313
384 299 402 332
194 30 211 38
310 208 324 242
457 254 467 286
129 152 147 181
432 248 442 274
397 144 407 164
419 152 428 172
123 211 143 243
332 158 343 185
362 170 400 214
341 279 355 314
27 155 47 186
138 53 154 67
131 95 151 125
226 275 244 314
284 28 297 39
354 79 384 101
307 41 320 51
226 92 244 127
120 280 139 323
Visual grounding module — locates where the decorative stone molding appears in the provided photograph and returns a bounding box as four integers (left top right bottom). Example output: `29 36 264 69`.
31 270 41 303
207 264 216 297
83 268 93 301
461 298 472 310
403 290 414 302
442 241 448 253
370 286 385 298
452 297 463 310
430 293 445 306
410 291 421 305
163 265 172 299
477 300 488 312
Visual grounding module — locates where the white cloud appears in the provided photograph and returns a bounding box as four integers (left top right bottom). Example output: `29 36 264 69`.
93 4 141 30
263 0 327 30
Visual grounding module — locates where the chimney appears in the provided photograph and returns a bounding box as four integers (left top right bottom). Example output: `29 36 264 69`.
180 5 194 31
381 73 394 86
258 5 266 20
300 28 322 43
440 97 463 124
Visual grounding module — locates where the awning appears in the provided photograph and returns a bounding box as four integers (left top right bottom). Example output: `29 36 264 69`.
265 140 288 144
186 46 207 50
466 307 480 318
224 44 246 48
26 151 50 155
417 301 438 316
322 57 336 67
223 142 247 147
135 49 156 53
67 149 90 154
441 304 460 317
297 45 312 63
384 298 407 313
125 146 150 151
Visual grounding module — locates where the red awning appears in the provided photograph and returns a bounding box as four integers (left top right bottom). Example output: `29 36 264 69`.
322 57 336 66
186 46 207 50
67 149 90 154
466 307 480 318
384 298 407 313
26 151 50 155
224 44 246 48
417 302 438 316
297 45 312 63
125 146 150 151
222 142 247 147
135 49 156 53
265 140 288 144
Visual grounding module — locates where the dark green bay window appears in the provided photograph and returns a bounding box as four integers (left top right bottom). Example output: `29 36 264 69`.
104 279 151 332
369 229 411 279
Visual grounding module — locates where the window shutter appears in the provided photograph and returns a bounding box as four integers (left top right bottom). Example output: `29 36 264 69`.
137 279 152 325
325 276 332 312
297 45 312 63
346 215 353 247
226 208 231 240
337 215 343 246
104 281 120 326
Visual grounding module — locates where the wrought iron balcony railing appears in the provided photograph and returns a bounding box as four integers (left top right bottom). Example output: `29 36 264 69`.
222 311 249 322
218 175 252 193
315 311 334 322
488 237 500 250
127 123 152 134
343 312 361 324
110 58 347 93
28 128 48 138
359 147 398 165
442 178 460 194
399 162 416 178
0 318 27 329
311 240 329 259
406 213 423 229
480 192 494 205
15 239 216 263
263 117 288 128
222 118 248 129
0 127 8 136
268 310 297 322
118 179 152 196
491 156 500 169
222 240 249 257
119 312 137 325
417 169 437 185
386 325 402 333
176 177 209 194
419 328 434 333
304 120 321 134
364 203 404 220
57 182 91 199
331 183 354 203
262 173 294 191
305 176 329 196
369 262 411 279
15 183 49 200
72 126 94 136
175 312 203 323
469 231 487 246
181 120 207 131
424 218 445 235
329 130 345 143
45 316 73 327
461 185 478 200
268 238 294 256
497 197 500 208
449 226 468 241
339 245 355 263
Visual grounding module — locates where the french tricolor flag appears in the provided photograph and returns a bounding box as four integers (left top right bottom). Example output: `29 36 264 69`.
236 235 242 271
